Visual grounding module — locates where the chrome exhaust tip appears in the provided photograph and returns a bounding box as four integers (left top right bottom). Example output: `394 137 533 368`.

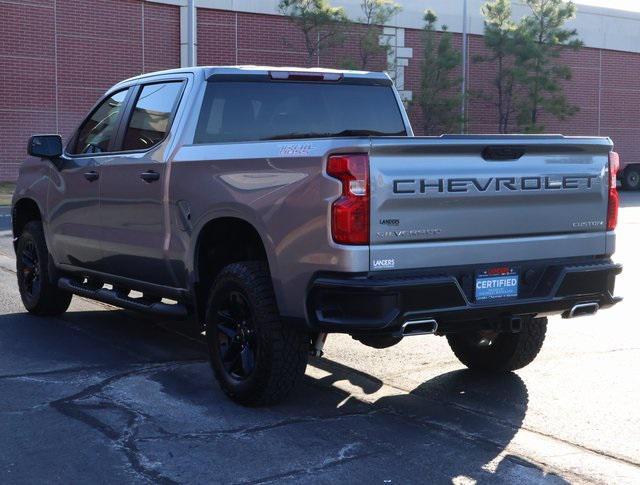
564 302 599 319
401 318 438 336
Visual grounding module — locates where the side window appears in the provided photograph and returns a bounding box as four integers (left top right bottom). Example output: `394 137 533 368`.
122 82 183 151
71 89 129 155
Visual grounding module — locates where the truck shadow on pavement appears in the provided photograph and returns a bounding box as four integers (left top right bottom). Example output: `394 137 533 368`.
309 357 564 484
0 309 565 484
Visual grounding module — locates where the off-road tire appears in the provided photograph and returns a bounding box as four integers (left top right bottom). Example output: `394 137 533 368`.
16 221 72 316
621 166 640 191
206 261 309 406
446 317 547 372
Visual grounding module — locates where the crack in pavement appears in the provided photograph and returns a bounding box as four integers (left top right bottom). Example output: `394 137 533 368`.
0 364 118 381
137 408 383 444
234 450 379 485
49 360 206 485
47 358 389 484
0 359 204 381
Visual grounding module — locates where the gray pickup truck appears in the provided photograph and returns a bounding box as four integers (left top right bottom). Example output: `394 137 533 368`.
13 66 622 405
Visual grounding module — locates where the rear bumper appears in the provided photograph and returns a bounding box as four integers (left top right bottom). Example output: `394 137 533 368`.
306 258 622 335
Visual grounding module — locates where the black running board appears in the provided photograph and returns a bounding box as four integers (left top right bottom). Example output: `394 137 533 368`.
58 277 189 319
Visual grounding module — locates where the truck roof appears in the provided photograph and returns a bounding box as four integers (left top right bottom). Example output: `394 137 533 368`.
120 65 390 84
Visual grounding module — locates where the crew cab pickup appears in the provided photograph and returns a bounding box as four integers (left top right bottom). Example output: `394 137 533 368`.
13 66 622 405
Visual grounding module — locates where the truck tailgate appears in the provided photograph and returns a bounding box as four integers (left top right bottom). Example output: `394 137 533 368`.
369 136 613 271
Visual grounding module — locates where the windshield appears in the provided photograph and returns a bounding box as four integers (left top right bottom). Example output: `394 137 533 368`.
194 81 407 144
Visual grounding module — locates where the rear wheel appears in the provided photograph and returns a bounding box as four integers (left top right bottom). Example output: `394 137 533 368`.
16 221 72 316
206 261 309 406
446 317 547 372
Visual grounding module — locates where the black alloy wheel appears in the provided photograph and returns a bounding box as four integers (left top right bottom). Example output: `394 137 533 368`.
214 290 257 381
205 261 309 406
16 221 72 315
18 239 41 299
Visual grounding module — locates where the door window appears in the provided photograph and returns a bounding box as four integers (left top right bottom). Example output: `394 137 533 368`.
71 89 129 154
122 82 183 151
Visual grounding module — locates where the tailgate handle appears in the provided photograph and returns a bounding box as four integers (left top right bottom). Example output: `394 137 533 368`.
482 146 526 161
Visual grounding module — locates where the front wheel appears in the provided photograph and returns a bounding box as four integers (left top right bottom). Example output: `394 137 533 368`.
205 262 309 406
16 221 72 316
446 317 547 372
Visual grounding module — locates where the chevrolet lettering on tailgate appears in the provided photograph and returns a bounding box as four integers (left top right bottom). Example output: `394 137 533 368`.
392 175 599 194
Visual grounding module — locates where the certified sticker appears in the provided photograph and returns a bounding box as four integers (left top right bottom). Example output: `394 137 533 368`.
476 267 519 300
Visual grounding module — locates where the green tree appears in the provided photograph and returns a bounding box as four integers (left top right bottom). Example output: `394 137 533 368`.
516 0 583 132
278 0 349 67
416 10 463 135
477 0 521 133
355 0 401 70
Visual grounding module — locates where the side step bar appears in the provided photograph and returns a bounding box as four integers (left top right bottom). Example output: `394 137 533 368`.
58 277 189 319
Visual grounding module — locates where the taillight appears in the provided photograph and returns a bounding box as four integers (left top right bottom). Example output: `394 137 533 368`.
607 151 619 231
327 154 370 245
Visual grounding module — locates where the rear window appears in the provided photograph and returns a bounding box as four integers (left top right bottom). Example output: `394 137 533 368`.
194 81 406 144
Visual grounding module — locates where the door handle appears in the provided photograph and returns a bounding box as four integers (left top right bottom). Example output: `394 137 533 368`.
83 171 99 182
140 170 160 182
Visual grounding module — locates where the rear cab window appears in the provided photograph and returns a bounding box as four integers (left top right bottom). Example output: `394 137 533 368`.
194 79 407 144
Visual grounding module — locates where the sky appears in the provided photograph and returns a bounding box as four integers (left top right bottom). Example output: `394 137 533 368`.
576 0 640 12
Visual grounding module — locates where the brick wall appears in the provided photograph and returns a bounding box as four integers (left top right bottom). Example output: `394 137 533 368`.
1 2 637 181
0 0 179 181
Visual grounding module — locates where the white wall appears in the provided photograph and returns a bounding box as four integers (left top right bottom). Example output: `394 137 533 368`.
149 0 640 54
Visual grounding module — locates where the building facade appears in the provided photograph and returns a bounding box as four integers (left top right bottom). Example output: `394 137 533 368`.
1 0 639 181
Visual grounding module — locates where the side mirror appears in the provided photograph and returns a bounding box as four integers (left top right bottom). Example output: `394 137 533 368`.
28 135 63 159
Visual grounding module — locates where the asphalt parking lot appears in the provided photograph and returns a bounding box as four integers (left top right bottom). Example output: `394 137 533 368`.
0 196 639 484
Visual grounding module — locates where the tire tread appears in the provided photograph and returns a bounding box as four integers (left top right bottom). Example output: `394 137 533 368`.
447 317 547 372
207 261 308 406
17 221 72 316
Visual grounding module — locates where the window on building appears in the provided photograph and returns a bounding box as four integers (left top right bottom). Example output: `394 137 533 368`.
122 82 183 151
72 89 129 154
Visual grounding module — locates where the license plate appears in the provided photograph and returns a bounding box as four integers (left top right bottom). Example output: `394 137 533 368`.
475 268 519 301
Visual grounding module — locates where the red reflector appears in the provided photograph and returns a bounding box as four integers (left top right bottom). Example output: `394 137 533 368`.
487 266 510 275
327 154 369 245
607 151 619 231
